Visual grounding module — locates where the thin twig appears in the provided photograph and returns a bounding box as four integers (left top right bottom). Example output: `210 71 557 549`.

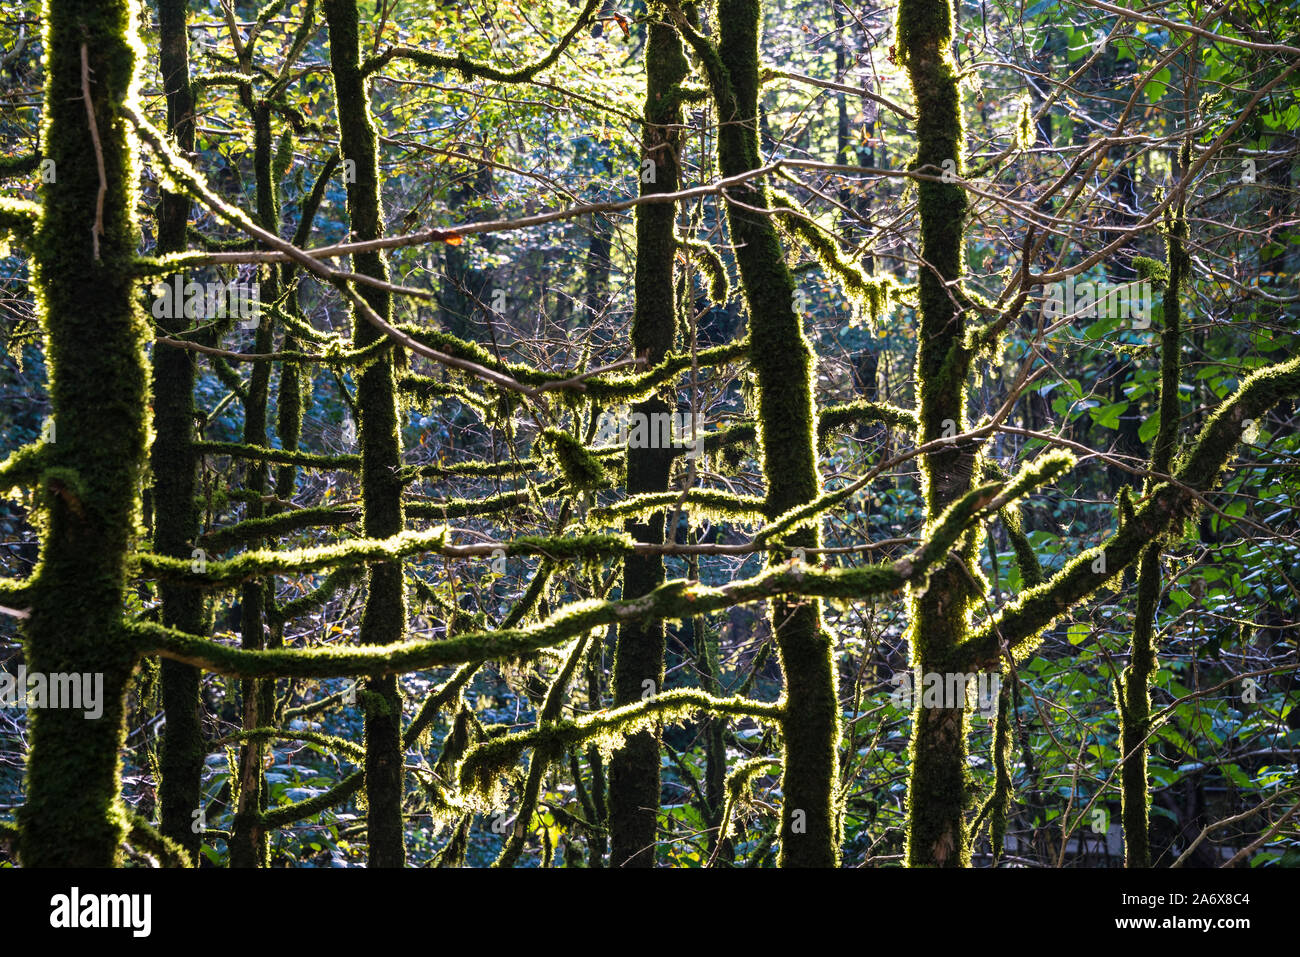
80 44 106 260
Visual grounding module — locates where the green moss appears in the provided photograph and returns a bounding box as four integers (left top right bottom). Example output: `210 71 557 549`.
268 566 361 625
328 0 408 867
1014 98 1033 151
201 504 361 551
228 726 367 761
959 353 1300 671
398 322 747 403
896 0 978 869
608 16 692 864
1132 255 1168 286
0 196 40 245
397 372 486 412
987 679 1013 862
191 71 252 90
1119 203 1185 869
19 0 150 868
1001 507 1043 588
1119 544 1158 867
125 811 193 868
0 441 47 492
134 555 940 679
0 153 41 180
0 577 31 607
144 527 639 588
678 236 729 303
542 428 611 491
195 441 361 470
461 690 784 804
153 0 205 864
770 189 906 332
592 489 767 524
495 632 596 867
688 0 840 867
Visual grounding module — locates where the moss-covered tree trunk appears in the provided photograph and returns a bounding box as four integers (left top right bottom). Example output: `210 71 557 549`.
1120 203 1186 869
17 0 149 867
152 0 206 864
325 0 408 868
896 0 977 868
712 0 839 867
229 99 280 870
608 19 688 868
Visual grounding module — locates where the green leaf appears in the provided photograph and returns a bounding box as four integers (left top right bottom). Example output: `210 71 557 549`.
1145 67 1171 103
1088 401 1128 430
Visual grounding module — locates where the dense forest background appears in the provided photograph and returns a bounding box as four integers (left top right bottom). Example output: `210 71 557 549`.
0 0 1297 868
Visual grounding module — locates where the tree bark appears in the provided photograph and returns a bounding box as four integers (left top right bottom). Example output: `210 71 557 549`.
609 19 688 868
325 0 408 868
711 0 839 867
18 0 149 867
896 0 979 867
153 0 206 865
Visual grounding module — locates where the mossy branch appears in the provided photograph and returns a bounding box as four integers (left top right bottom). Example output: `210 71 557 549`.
756 449 1070 548
135 552 951 679
717 756 780 844
0 153 41 179
0 578 31 612
260 663 478 830
591 489 767 524
817 399 919 444
542 429 610 491
398 323 748 401
0 441 46 492
194 441 360 470
678 236 729 303
143 527 450 585
360 0 601 80
402 450 565 481
192 71 253 89
397 372 488 411
268 566 361 625
0 195 40 244
583 339 750 402
491 632 593 866
0 819 18 850
124 812 193 867
148 528 637 587
770 188 905 331
960 353 1300 669
460 690 784 801
1001 506 1043 588
406 485 554 520
222 726 366 761
200 505 362 551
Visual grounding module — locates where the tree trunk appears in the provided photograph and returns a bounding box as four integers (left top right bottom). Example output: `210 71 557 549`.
896 0 979 867
229 100 278 869
608 19 688 868
325 0 408 868
153 0 206 865
18 0 148 867
713 0 839 867
1120 192 1186 868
